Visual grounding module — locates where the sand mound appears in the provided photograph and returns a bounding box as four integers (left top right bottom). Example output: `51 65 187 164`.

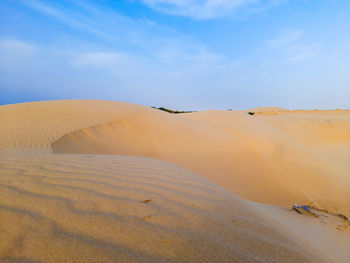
0 100 148 153
248 106 287 112
1 100 349 216
0 154 327 263
1 100 348 262
49 103 350 217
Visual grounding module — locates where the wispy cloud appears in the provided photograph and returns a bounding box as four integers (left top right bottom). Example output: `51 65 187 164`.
13 0 229 73
23 0 111 38
141 0 286 19
286 43 322 61
22 0 155 45
0 37 242 108
268 29 303 47
268 29 322 62
3 0 349 109
0 39 39 70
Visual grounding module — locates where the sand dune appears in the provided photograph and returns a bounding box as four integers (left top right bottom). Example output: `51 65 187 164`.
248 106 287 112
0 100 147 153
0 154 328 263
43 102 350 217
0 100 349 262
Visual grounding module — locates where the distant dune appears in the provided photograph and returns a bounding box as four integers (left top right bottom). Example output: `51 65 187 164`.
248 106 287 112
43 102 349 217
0 100 349 262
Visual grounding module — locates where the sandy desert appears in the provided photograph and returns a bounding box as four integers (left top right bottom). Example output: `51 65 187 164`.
0 100 349 263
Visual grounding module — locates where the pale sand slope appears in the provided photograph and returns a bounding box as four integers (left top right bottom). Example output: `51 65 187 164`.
1 100 349 216
0 100 147 153
248 106 287 112
0 100 349 262
249 201 350 263
0 154 328 263
31 101 349 217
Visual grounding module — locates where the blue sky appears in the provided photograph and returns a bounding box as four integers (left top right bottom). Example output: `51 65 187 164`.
0 0 349 109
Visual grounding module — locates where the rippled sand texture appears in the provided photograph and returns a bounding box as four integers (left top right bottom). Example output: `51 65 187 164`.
0 154 325 263
0 100 147 154
0 100 348 262
42 101 349 216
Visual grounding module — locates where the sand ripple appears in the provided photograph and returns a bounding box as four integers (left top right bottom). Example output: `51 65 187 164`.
0 154 325 263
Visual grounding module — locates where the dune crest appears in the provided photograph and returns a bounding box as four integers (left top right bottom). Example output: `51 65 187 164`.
1 100 349 262
49 102 350 217
248 106 287 112
0 100 149 153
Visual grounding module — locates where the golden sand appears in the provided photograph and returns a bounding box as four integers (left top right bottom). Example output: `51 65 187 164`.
0 100 349 262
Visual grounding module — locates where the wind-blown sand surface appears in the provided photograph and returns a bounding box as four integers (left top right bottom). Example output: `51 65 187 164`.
0 100 349 262
44 101 349 216
0 154 328 263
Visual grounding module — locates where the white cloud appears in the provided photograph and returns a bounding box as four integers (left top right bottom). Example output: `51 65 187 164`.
0 38 243 108
0 39 39 70
141 0 284 19
268 29 303 47
73 52 131 67
268 30 322 62
22 0 144 42
23 0 109 38
10 1 233 90
286 43 321 61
